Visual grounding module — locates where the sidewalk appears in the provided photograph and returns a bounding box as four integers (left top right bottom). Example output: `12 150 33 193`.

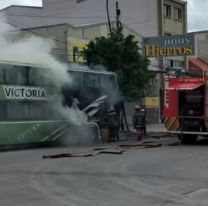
119 124 168 141
146 124 168 133
127 124 168 133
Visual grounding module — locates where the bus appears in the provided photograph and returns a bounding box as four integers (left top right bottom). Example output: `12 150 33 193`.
0 61 119 149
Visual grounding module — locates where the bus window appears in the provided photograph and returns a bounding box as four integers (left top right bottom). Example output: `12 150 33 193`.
0 68 6 83
4 66 29 85
109 74 118 89
69 70 83 88
7 101 30 120
100 75 113 89
83 73 89 87
29 67 40 85
2 65 13 84
0 102 7 120
4 101 54 121
29 67 52 86
29 102 52 120
100 75 107 88
83 73 99 88
97 74 101 88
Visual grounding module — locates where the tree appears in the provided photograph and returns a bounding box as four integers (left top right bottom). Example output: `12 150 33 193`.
82 29 154 100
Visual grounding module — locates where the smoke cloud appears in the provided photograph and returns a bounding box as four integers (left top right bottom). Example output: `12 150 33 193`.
0 14 88 126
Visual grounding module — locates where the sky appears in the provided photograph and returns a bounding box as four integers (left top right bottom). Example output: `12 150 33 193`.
186 0 208 32
0 0 207 32
0 0 42 10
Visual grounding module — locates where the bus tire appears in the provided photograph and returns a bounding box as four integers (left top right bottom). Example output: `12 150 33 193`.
178 134 197 144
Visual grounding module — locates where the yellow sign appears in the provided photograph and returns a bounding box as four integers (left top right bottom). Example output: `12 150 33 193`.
144 45 193 57
142 34 195 57
145 97 159 108
68 38 89 63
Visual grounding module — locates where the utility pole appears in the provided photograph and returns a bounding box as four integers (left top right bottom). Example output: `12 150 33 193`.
77 0 114 35
106 0 112 34
116 1 122 31
116 1 120 30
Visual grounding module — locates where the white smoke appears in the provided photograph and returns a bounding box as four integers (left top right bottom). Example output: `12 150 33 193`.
0 14 88 125
53 95 88 125
0 15 69 86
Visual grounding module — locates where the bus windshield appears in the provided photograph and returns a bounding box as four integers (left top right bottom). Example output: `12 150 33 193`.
62 69 119 110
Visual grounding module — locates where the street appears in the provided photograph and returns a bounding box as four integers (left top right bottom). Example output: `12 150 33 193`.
1 135 208 206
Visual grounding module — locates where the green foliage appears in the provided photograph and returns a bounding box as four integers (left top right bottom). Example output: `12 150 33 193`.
82 29 154 100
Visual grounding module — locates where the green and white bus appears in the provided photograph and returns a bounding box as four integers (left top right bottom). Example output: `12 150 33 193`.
0 61 119 149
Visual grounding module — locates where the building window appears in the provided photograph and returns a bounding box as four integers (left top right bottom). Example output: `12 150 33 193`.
163 4 171 18
168 60 184 67
174 7 182 21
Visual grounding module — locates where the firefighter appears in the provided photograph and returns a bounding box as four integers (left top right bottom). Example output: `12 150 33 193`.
132 105 145 140
107 107 120 142
141 107 147 136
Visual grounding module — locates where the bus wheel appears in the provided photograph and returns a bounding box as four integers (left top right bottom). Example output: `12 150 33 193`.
178 134 197 144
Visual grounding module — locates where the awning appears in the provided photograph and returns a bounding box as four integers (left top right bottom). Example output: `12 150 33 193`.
169 82 204 90
189 58 208 71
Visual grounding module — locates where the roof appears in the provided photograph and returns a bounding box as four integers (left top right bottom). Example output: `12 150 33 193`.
171 0 187 5
21 21 143 38
68 64 116 75
189 30 208 35
0 60 48 69
3 0 159 37
0 5 41 12
0 60 116 75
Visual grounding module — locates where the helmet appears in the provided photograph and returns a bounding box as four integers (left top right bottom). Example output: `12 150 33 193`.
134 105 141 111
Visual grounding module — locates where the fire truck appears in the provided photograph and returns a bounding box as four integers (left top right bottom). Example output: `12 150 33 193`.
163 67 207 144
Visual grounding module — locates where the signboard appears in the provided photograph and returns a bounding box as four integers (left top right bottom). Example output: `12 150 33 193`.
0 85 48 100
68 38 89 63
145 97 159 108
142 34 194 57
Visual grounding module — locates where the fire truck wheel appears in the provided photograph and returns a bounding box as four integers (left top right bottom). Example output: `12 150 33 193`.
178 134 197 145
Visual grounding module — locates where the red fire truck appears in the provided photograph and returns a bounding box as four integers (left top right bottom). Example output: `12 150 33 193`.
163 68 207 144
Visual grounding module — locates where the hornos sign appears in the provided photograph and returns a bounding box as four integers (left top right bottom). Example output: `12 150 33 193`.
142 34 194 57
0 85 48 100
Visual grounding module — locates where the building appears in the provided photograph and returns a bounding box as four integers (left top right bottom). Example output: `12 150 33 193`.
161 0 187 68
19 22 142 63
189 30 208 61
187 30 208 74
1 0 188 123
2 0 187 66
143 0 187 123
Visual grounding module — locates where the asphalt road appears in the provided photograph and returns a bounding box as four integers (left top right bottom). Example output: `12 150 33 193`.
1 137 208 206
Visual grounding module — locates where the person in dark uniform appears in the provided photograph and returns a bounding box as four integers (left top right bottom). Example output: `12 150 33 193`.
61 84 74 107
141 107 147 136
107 107 120 142
132 105 145 140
